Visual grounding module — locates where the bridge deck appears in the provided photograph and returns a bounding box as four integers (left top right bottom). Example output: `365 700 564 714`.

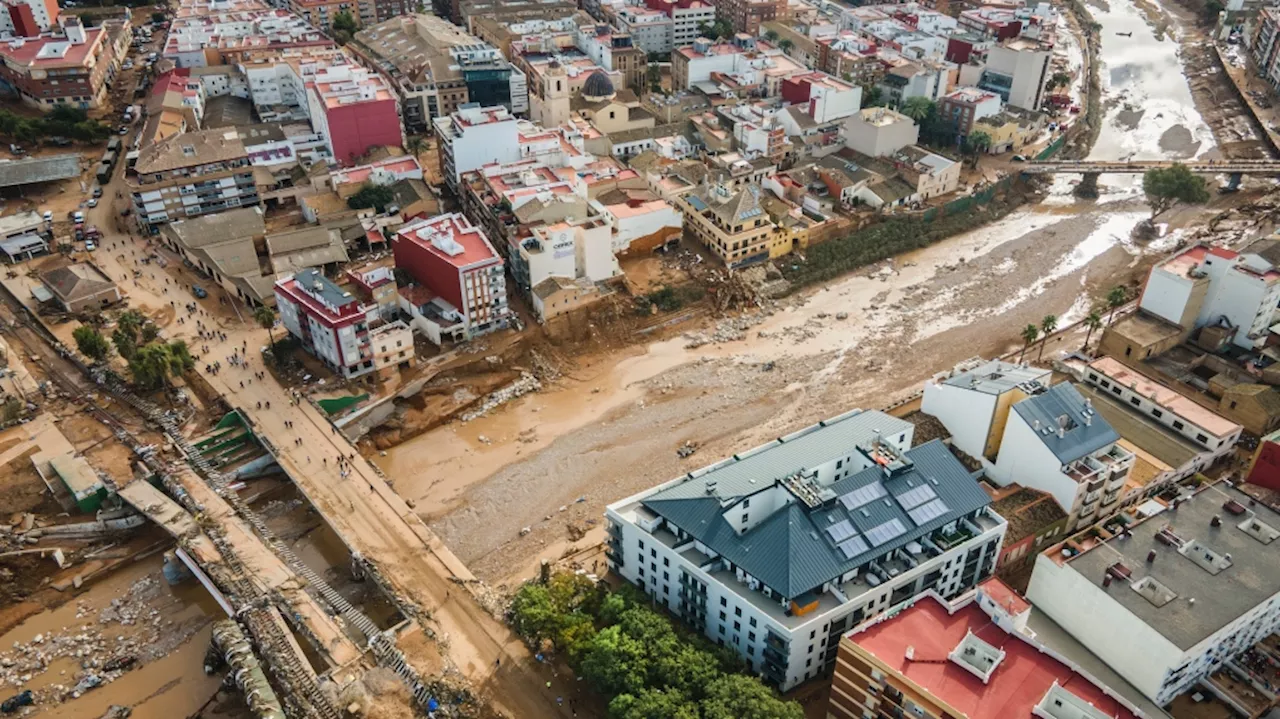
119 476 363 669
1022 160 1280 174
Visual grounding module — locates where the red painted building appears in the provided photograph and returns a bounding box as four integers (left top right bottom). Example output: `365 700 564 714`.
392 213 511 338
274 268 376 378
308 64 403 166
1247 428 1280 493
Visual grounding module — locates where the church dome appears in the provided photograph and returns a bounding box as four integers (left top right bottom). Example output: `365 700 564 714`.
581 70 615 100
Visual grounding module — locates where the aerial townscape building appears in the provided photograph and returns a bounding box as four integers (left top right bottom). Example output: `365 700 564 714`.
606 409 1007 690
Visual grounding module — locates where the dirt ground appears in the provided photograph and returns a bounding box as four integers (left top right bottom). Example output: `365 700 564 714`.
365 183 1250 587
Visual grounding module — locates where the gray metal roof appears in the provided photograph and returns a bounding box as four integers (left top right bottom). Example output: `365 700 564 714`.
0 154 81 188
941 359 1050 396
650 409 912 503
293 268 354 309
1012 383 1119 464
0 211 45 238
644 439 993 598
0 233 47 258
1064 483 1280 650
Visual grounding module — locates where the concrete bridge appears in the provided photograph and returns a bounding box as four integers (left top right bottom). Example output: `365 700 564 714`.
1019 159 1280 197
1020 159 1280 175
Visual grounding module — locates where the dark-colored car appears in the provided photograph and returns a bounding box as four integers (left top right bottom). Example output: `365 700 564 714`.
192 285 208 299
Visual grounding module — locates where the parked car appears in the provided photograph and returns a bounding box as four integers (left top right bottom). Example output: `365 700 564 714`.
192 285 208 299
42 211 52 222
86 198 97 208
92 187 103 198
85 240 96 252
72 211 84 223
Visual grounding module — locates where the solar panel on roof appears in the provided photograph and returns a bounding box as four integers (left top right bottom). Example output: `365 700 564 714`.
864 518 907 547
907 498 950 526
825 519 857 543
838 536 869 559
839 482 887 511
895 484 937 510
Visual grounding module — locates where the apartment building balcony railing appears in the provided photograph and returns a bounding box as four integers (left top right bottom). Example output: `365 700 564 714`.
1067 455 1105 483
1084 490 1101 505
935 524 975 551
1079 503 1097 519
1101 489 1121 508
1099 444 1135 472
764 629 788 653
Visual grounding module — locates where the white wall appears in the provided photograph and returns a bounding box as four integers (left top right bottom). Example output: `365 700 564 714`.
843 112 919 157
450 120 522 182
1026 553 1188 702
991 413 1080 512
987 44 1049 110
1082 369 1242 453
922 382 997 460
1198 268 1269 349
1139 267 1196 326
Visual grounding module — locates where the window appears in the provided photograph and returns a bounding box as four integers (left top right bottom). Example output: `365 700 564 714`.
735 607 742 617
1196 433 1209 443
1230 401 1238 410
719 625 725 635
650 548 657 558
1173 420 1185 430
748 631 756 642
1088 373 1098 381
720 597 727 607
1130 397 1141 406
663 571 669 581
836 459 843 470
734 621 741 631
638 567 645 577
720 611 726 621
749 617 757 627
747 646 754 656
1152 408 1163 418
741 513 749 524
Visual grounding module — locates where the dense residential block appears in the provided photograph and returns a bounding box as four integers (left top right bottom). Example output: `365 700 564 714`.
0 19 117 109
1028 481 1280 707
606 409 1006 690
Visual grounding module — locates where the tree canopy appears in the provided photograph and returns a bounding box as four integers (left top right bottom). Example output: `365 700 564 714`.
0 105 110 144
347 183 396 213
1142 164 1209 219
129 340 194 390
508 572 801 719
72 326 110 362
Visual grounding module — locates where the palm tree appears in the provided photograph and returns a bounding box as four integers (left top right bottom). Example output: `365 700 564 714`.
1106 286 1127 326
901 96 933 122
1019 324 1039 362
406 136 426 157
966 131 992 157
1037 314 1058 361
254 304 278 354
1083 310 1103 351
764 29 779 43
779 38 794 53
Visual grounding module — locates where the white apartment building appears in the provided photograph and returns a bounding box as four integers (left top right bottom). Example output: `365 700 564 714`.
1027 482 1280 706
605 409 1007 691
274 268 413 379
843 106 919 157
517 214 618 290
956 39 1051 112
1138 242 1280 351
433 104 523 195
1084 357 1242 459
989 383 1136 531
922 358 1053 462
614 6 672 54
670 1 713 48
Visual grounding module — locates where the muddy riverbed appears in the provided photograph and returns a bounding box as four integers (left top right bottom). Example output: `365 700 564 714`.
373 0 1261 587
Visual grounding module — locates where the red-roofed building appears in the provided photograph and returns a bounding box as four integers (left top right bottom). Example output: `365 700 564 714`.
392 212 511 344
830 581 1143 719
0 0 58 38
305 62 403 166
0 20 117 109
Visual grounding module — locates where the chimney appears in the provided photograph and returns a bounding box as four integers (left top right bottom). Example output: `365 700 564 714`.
1147 549 1157 564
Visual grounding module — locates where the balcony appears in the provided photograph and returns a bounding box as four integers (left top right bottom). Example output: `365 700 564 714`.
764 629 788 653
1066 455 1104 483
935 523 975 551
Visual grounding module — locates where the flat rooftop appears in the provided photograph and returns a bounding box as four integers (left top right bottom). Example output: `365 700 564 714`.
1088 357 1239 438
851 596 1141 719
1074 383 1201 472
940 358 1049 396
1061 482 1280 650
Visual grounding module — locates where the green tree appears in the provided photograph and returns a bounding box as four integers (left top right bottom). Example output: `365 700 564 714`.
1019 323 1039 363
1142 164 1209 220
254 304 278 354
331 11 357 43
580 625 650 696
128 341 194 390
965 130 993 157
151 11 165 23
1047 71 1071 90
701 674 804 719
1037 314 1058 361
1083 309 1103 350
900 96 934 122
862 85 884 107
72 325 110 362
1106 285 1127 326
140 321 160 344
112 327 138 360
347 183 396 213
116 309 145 338
698 19 733 39
647 62 662 91
609 689 701 719
764 29 779 42
778 38 794 52
406 136 426 156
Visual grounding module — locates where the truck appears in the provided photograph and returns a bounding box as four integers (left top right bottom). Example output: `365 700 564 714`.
107 137 122 153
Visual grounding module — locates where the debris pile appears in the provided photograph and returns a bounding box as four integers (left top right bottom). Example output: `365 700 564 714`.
682 312 769 349
460 373 541 422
